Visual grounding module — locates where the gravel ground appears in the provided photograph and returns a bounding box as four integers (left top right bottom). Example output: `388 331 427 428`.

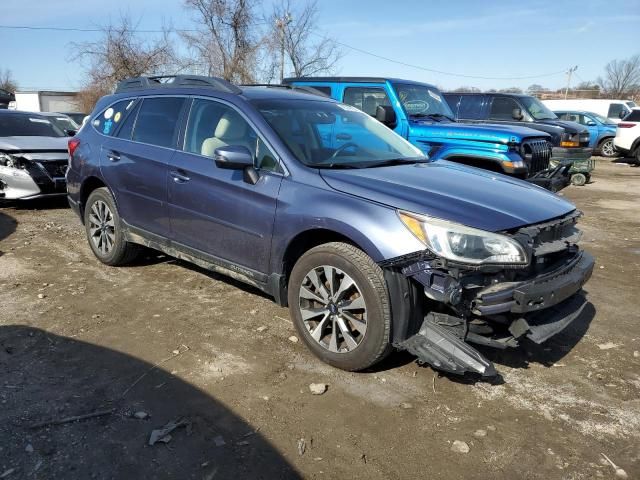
0 158 639 479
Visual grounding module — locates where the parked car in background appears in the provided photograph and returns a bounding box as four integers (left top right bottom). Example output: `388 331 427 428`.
0 89 15 109
543 99 637 123
0 110 70 200
444 92 592 166
38 112 79 136
284 77 568 191
553 110 617 157
67 75 594 377
613 109 640 164
61 112 89 125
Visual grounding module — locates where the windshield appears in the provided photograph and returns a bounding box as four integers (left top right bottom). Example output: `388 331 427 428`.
0 114 65 137
626 101 637 108
591 112 616 125
520 96 557 120
394 83 455 119
47 115 78 132
252 99 426 168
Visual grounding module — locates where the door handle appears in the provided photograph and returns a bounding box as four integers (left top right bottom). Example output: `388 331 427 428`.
170 170 190 183
106 150 120 162
336 133 352 140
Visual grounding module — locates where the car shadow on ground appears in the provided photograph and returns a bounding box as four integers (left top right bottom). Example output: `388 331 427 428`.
0 209 18 256
0 325 301 479
1 196 70 211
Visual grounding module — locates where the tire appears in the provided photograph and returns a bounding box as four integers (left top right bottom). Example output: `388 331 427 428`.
84 187 140 266
287 242 392 371
571 173 587 186
598 138 617 158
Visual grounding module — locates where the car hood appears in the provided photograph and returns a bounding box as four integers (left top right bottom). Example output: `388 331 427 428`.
0 136 69 161
320 161 575 232
0 136 69 152
409 120 549 143
537 119 588 134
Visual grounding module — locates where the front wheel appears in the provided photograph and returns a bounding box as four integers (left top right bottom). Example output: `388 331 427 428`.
287 242 392 371
571 173 587 186
84 187 140 266
599 138 617 158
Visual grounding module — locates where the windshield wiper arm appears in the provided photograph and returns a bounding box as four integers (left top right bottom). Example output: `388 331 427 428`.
314 163 362 169
410 113 454 122
361 158 428 168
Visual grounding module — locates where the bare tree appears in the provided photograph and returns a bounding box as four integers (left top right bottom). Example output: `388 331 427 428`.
451 86 481 93
182 0 259 83
527 84 547 93
71 15 176 111
498 87 523 94
597 54 640 99
268 0 342 81
0 68 17 92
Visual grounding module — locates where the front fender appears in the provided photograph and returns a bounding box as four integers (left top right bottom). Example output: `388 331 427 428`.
270 180 425 274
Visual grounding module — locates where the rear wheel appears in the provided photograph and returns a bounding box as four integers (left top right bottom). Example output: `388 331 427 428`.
288 242 392 371
599 138 616 158
84 187 140 265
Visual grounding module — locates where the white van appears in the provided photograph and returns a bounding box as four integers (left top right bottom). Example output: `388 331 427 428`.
542 99 637 123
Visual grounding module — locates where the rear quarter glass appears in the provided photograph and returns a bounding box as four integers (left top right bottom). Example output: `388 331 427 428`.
92 99 138 136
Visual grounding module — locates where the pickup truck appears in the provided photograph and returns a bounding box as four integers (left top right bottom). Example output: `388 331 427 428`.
284 77 569 191
443 92 592 166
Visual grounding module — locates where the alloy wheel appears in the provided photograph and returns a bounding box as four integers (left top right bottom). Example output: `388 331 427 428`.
88 200 115 255
601 139 615 157
298 265 367 353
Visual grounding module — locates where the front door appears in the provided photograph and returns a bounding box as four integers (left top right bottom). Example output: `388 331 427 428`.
168 98 283 275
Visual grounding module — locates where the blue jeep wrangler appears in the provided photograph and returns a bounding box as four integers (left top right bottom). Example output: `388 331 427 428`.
284 77 569 191
67 75 593 377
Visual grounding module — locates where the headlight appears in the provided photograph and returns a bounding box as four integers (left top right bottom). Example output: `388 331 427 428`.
398 211 528 265
0 152 18 168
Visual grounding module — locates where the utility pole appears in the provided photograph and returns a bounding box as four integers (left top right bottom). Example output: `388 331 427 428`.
564 65 578 99
276 12 292 82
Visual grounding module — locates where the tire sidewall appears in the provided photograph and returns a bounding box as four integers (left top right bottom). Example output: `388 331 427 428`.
84 188 128 265
288 244 390 371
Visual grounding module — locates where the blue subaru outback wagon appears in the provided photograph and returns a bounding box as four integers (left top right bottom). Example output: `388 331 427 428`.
67 75 594 377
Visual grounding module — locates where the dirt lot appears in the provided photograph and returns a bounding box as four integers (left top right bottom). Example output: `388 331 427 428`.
1 158 639 479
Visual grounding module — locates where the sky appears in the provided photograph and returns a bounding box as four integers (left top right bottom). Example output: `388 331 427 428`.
1 0 639 92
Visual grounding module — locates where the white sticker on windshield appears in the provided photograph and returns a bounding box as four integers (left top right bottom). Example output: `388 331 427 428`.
428 90 442 102
104 107 114 119
29 118 50 124
336 104 361 112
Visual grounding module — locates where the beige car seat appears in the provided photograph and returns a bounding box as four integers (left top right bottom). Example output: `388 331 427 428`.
201 110 253 157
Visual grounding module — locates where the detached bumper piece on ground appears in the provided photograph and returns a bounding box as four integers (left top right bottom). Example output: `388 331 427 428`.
390 211 595 377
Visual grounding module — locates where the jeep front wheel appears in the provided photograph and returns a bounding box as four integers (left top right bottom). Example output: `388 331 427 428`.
288 242 392 371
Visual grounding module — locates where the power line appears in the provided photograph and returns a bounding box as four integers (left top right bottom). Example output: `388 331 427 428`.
310 32 567 81
1 23 568 82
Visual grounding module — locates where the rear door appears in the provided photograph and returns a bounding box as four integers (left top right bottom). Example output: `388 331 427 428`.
168 97 283 274
97 96 187 237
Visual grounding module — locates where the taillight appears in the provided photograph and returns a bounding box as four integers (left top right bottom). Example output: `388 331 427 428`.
68 138 80 158
618 123 636 128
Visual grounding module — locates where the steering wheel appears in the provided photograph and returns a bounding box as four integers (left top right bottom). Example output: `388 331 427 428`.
330 142 359 160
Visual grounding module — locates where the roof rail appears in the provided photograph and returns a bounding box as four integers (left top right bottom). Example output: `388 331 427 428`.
115 75 242 94
240 84 329 97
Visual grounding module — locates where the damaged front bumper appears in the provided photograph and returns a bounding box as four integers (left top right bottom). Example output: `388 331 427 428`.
0 162 67 200
387 213 594 377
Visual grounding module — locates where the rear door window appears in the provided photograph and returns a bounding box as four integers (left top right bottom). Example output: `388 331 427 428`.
623 110 640 121
458 95 486 120
489 97 521 121
132 97 186 148
343 87 391 116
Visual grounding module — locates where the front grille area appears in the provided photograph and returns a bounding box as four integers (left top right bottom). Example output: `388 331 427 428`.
522 139 551 175
38 160 68 178
515 210 582 257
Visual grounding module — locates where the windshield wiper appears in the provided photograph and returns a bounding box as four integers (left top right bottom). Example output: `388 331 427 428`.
314 163 362 169
410 113 454 122
361 158 429 168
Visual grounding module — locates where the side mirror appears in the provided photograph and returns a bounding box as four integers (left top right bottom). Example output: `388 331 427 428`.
586 120 596 126
214 145 254 169
375 105 397 128
512 108 524 120
65 129 77 137
619 110 628 119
